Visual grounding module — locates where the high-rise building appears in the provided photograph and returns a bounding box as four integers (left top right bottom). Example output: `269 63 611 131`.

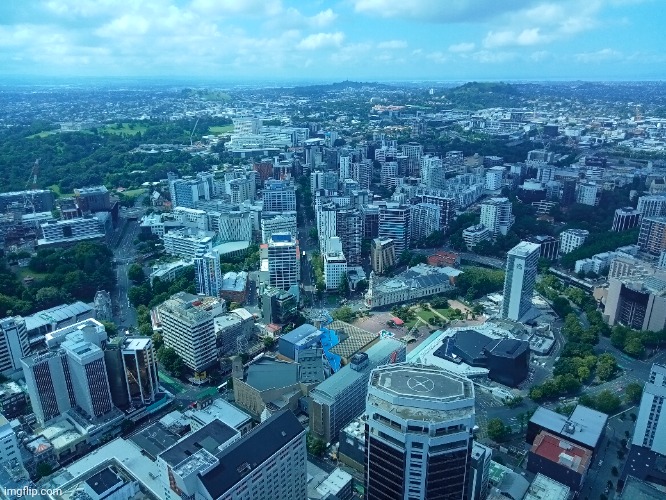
340 154 352 181
421 155 445 189
462 224 492 251
0 317 30 375
163 230 215 260
74 186 111 212
262 179 296 212
218 210 253 242
526 235 560 261
502 241 540 322
336 208 363 266
612 207 642 232
264 232 300 291
604 275 666 331
324 237 347 290
121 337 159 407
22 334 115 426
638 216 666 255
637 195 666 218
355 159 373 190
559 229 589 255
409 203 441 243
480 197 513 237
418 193 456 230
468 442 492 500
361 204 380 239
484 166 504 190
261 212 297 243
309 338 406 444
379 203 410 257
620 363 666 489
156 292 220 373
195 253 222 298
364 363 475 500
371 237 396 275
0 414 20 466
169 175 213 209
316 202 338 253
576 181 600 206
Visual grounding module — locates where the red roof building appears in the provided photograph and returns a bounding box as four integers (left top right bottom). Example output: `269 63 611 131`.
527 431 592 492
427 251 460 268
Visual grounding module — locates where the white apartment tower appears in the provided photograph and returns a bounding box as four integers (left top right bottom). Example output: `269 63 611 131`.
485 166 504 191
265 232 300 291
559 229 590 255
157 292 218 373
637 195 666 218
632 363 666 455
480 197 514 236
576 181 601 206
0 317 30 375
409 203 441 242
324 237 347 290
364 363 475 500
501 241 540 322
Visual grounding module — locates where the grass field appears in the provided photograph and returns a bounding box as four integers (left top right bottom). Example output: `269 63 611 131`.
27 130 59 139
120 188 147 198
48 184 74 198
103 123 147 135
208 124 234 134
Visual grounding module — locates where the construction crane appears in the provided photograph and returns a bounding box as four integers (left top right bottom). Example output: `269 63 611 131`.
23 159 40 214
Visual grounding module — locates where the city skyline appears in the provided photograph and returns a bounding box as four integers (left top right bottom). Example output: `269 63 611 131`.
0 0 665 81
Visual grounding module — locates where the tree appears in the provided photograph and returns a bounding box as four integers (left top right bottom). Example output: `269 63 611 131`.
624 337 645 358
263 337 276 350
487 418 510 442
306 433 327 456
611 466 619 477
332 306 355 323
35 461 53 478
229 301 240 311
128 263 145 283
101 321 119 337
594 390 622 414
355 279 369 293
337 273 350 298
158 347 185 377
625 383 643 404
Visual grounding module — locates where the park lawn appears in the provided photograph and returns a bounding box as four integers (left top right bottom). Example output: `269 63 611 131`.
27 130 59 139
416 309 438 323
103 123 148 135
208 124 234 134
15 267 47 281
121 188 147 198
48 184 74 197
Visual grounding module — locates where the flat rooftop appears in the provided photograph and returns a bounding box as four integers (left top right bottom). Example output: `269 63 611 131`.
130 422 181 460
158 420 239 466
531 431 592 473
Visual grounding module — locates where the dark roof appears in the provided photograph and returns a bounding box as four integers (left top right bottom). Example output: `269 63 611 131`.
245 357 300 391
489 338 529 358
200 411 304 499
159 420 239 466
451 329 493 360
85 467 122 495
621 445 666 486
129 422 181 459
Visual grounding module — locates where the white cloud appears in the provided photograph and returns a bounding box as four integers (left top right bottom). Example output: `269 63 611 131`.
483 28 547 48
575 48 623 63
377 40 407 49
448 42 475 53
426 51 449 64
353 0 540 22
471 50 517 63
297 32 345 50
309 9 338 28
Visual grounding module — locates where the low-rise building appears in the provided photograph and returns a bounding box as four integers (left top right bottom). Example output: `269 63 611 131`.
527 431 592 491
219 271 248 304
462 224 492 250
559 229 589 255
213 308 254 355
365 264 460 309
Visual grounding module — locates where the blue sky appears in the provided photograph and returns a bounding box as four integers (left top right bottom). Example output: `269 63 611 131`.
0 0 664 81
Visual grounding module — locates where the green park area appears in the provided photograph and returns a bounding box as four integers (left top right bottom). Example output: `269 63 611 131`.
103 123 148 135
208 124 234 134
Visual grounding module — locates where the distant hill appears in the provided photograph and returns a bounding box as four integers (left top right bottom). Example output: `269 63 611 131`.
445 82 523 110
290 80 397 95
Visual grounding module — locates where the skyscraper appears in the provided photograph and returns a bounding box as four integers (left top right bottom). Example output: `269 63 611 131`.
156 292 219 373
378 202 410 257
22 338 115 425
0 316 30 375
501 241 540 322
480 197 513 236
265 232 300 291
195 253 222 298
364 363 475 500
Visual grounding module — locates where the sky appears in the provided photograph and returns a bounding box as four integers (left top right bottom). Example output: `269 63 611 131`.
1 0 665 82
